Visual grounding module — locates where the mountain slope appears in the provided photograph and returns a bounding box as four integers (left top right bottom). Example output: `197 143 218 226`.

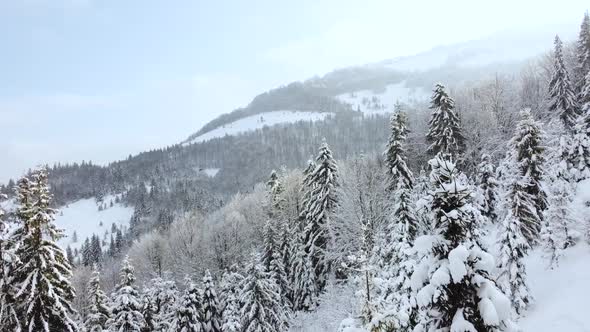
186 25 577 145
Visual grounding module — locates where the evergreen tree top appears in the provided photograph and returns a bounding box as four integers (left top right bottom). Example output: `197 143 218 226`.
385 109 414 190
119 255 136 287
510 110 545 171
430 83 455 109
426 83 465 158
549 35 579 130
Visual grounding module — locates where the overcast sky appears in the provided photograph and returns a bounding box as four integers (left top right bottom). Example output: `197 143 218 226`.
1 0 588 182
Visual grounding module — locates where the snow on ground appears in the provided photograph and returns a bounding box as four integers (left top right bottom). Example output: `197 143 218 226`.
520 243 590 331
185 110 333 145
201 168 220 177
335 81 429 114
56 194 133 251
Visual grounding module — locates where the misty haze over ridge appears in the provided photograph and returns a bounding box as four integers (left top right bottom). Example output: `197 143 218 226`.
0 1 584 183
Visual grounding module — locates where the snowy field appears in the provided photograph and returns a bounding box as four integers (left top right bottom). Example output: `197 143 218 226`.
55 195 134 251
335 81 429 114
185 110 333 145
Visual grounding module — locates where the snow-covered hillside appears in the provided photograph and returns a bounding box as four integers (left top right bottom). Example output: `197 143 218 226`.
335 81 429 114
184 110 333 145
55 195 134 251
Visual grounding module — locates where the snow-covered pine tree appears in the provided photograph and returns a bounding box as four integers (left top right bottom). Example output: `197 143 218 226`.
141 292 157 332
143 276 178 331
541 138 576 268
0 192 20 332
220 269 243 332
371 108 420 331
497 184 533 316
384 108 413 192
506 110 547 243
412 156 513 331
371 180 419 332
12 169 79 332
297 160 316 233
575 12 590 99
301 140 338 292
413 168 432 236
267 170 286 213
84 265 111 332
476 154 499 223
426 83 465 159
201 270 222 332
292 242 316 312
549 35 579 130
169 277 203 332
106 256 145 332
566 119 590 181
239 253 288 332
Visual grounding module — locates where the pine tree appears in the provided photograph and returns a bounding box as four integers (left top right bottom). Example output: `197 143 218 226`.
297 160 316 233
476 154 499 223
497 193 532 316
301 140 338 292
566 120 590 181
84 265 111 332
549 35 579 130
12 169 79 332
413 156 513 331
506 110 547 243
0 192 20 332
384 108 414 192
371 181 419 332
575 12 590 99
267 170 286 213
292 243 316 312
541 144 576 268
239 254 287 332
169 277 203 332
202 270 222 332
143 276 178 331
426 83 465 159
106 256 145 332
371 108 421 330
220 269 243 332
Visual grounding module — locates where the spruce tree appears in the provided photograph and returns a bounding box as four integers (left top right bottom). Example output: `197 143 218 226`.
506 110 547 243
106 256 145 332
372 109 420 331
267 170 286 213
426 83 465 158
239 254 287 332
549 35 579 130
201 270 222 332
169 277 203 332
0 192 20 332
12 169 79 332
541 146 575 268
384 109 414 192
371 181 419 332
476 154 499 223
575 12 590 99
566 121 590 181
292 244 316 312
497 190 532 316
84 265 111 332
301 140 338 292
143 276 178 331
413 156 513 331
220 269 243 332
